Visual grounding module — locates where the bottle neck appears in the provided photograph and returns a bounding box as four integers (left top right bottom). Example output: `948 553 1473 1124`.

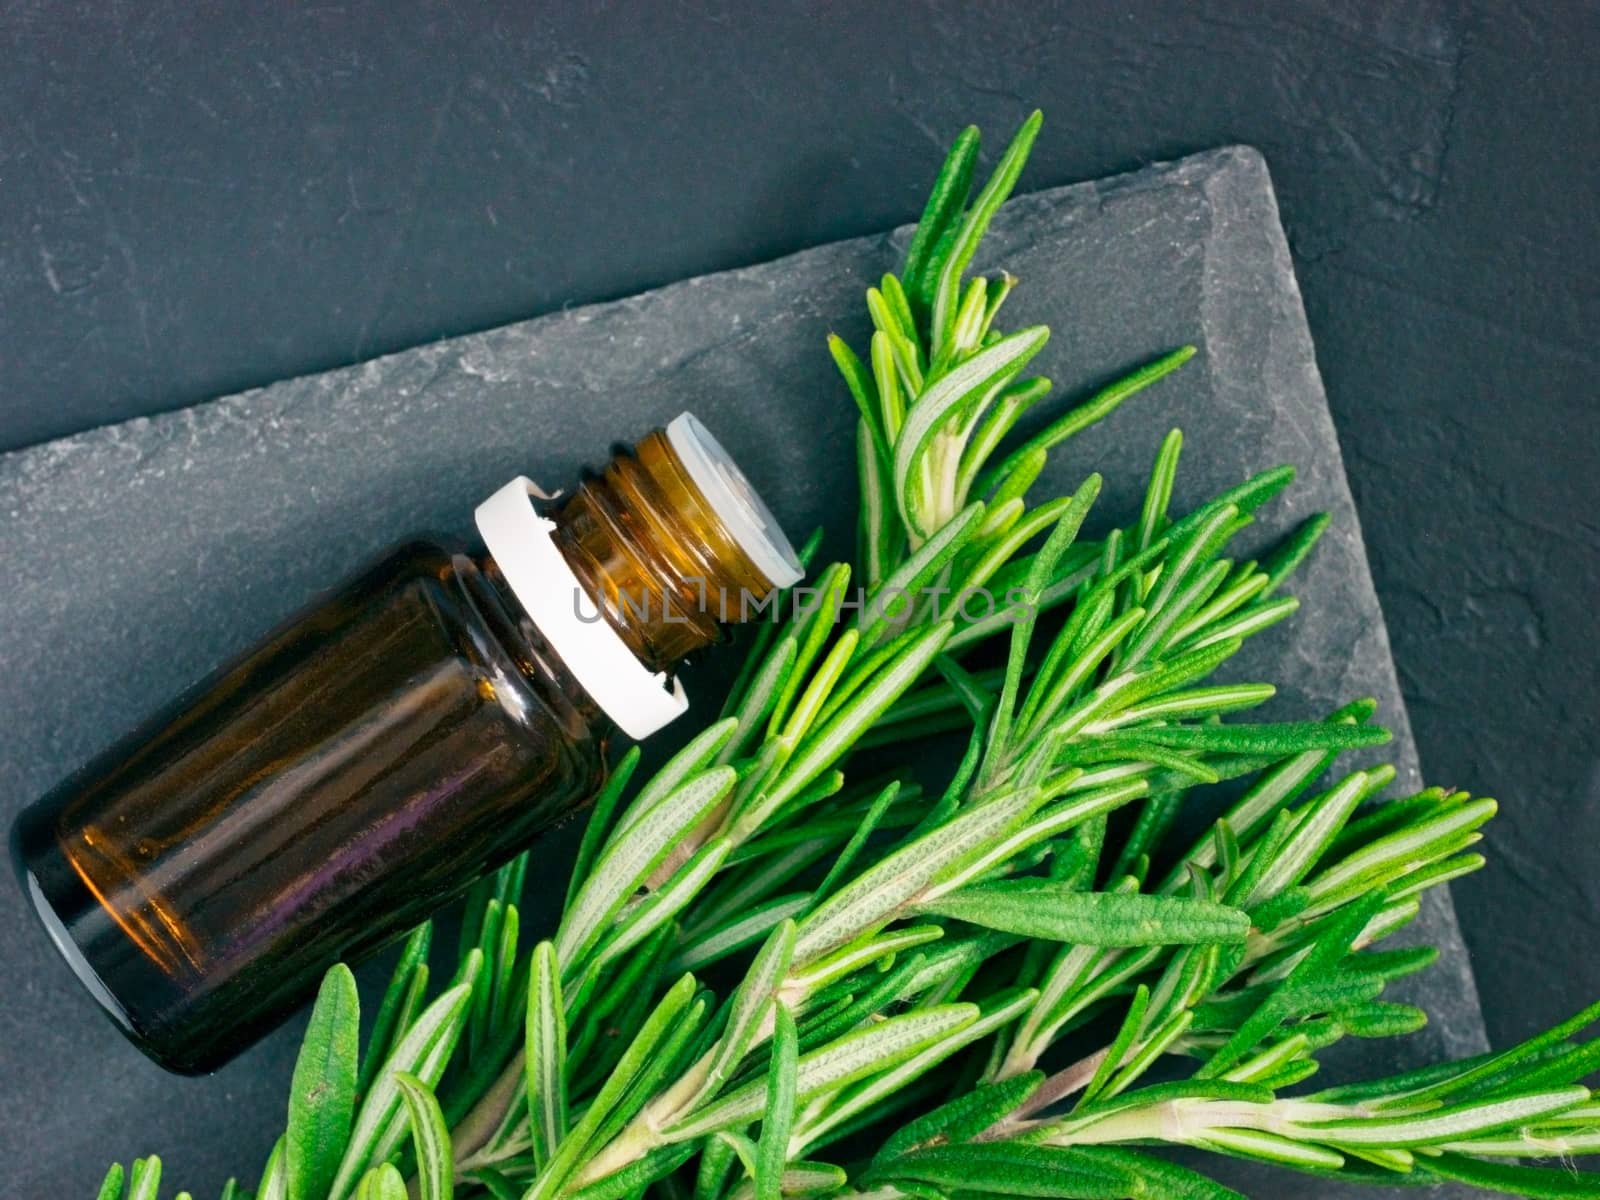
547 429 781 674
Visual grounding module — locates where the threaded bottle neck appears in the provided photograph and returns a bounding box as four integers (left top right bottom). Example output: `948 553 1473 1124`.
549 425 796 674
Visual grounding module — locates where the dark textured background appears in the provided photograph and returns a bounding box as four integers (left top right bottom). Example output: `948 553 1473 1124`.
1 0 1596 1189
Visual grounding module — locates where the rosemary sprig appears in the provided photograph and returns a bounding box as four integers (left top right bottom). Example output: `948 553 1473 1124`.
93 114 1600 1200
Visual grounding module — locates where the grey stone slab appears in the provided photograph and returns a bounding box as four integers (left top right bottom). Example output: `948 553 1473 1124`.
0 147 1485 1197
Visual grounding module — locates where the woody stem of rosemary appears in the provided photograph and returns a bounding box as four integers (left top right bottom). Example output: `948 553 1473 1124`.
452 1049 527 1166
976 1047 1109 1141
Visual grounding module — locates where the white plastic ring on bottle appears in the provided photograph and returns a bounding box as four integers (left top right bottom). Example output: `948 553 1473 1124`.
475 477 689 740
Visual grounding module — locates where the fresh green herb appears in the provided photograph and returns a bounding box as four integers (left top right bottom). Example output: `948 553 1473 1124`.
91 114 1599 1200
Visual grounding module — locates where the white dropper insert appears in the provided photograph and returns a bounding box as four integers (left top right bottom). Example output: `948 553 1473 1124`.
667 412 804 589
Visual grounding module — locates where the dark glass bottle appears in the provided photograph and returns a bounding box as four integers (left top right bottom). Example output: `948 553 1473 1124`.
11 414 800 1074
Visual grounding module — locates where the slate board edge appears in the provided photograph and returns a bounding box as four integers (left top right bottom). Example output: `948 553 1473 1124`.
1190 147 1490 1060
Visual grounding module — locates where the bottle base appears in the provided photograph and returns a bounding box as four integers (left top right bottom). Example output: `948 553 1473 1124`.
10 813 211 1075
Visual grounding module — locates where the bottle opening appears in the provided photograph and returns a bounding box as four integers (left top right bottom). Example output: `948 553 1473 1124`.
666 412 804 590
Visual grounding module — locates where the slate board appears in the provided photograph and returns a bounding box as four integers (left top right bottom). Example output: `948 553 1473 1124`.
0 147 1487 1197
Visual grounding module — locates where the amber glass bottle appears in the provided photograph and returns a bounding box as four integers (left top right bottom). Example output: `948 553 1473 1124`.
11 413 800 1074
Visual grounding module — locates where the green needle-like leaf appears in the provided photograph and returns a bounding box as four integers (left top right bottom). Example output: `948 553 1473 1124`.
567 1145 700 1200
1078 985 1150 1109
126 1159 161 1200
330 968 476 1200
526 941 568 1168
1135 720 1391 757
857 420 896 588
754 623 952 825
1197 1126 1345 1170
286 964 359 1200
669 1005 979 1139
828 334 888 461
559 766 736 967
795 784 1043 962
905 125 979 317
258 1140 287 1200
754 1004 799 1200
691 920 796 1118
869 1142 1140 1199
394 1073 452 1200
565 746 642 910
976 346 1197 501
614 720 739 841
894 327 1049 536
917 881 1250 946
1423 1153 1600 1198
95 1164 124 1200
1290 1087 1592 1148
352 1164 407 1200
532 975 700 1200
928 110 1042 351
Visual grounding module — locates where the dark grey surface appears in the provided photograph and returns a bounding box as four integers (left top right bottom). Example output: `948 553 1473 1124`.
1 148 1483 1197
8 2 1597 1071
0 0 1467 455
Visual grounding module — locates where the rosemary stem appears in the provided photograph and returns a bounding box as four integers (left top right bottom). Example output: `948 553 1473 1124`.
577 1120 663 1185
452 1048 526 1165
979 1045 1109 1141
